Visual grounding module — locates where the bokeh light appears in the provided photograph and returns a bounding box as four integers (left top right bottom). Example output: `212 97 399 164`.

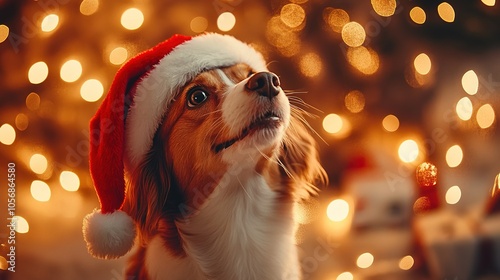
414 53 431 75
382 114 400 132
217 12 236 32
371 0 397 17
399 255 414 270
28 61 49 84
60 59 83 82
15 113 29 131
0 256 6 270
476 104 495 129
30 153 48 174
456 97 473 121
0 24 9 43
80 0 99 16
356 252 374 268
280 4 306 28
446 145 463 168
190 16 208 33
299 52 322 77
327 199 350 222
80 79 104 102
31 180 51 202
323 114 343 134
347 46 379 75
26 92 41 111
398 139 419 163
60 171 80 192
462 70 479 95
0 124 16 145
446 185 462 204
41 14 59 32
121 8 144 30
336 271 354 280
109 47 128 65
324 8 349 33
482 0 496 6
410 7 426 24
13 216 29 234
342 22 366 47
438 2 455 23
345 90 365 113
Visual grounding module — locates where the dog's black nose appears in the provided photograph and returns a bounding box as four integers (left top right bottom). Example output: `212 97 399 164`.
245 72 281 99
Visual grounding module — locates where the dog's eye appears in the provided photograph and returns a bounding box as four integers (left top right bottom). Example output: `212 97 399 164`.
187 89 209 108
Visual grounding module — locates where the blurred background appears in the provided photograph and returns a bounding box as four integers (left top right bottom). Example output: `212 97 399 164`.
0 0 500 279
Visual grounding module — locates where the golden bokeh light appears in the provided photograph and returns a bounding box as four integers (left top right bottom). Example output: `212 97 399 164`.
347 46 379 75
81 79 104 102
30 153 48 174
342 22 366 47
13 216 29 234
371 0 397 17
15 113 29 131
280 4 306 28
456 97 473 121
60 171 80 192
438 2 455 23
446 185 462 205
336 271 354 280
80 0 99 16
217 12 236 32
462 70 479 95
299 52 322 77
26 92 41 111
399 255 414 270
398 139 419 163
356 252 374 268
109 47 128 65
481 0 496 6
409 7 426 24
0 124 16 145
382 114 400 132
327 199 350 222
324 8 349 33
121 8 144 30
0 256 6 270
476 104 495 129
345 90 365 113
31 180 51 202
41 14 59 32
323 113 343 134
28 61 49 84
60 59 83 83
446 144 463 168
414 53 431 75
0 24 9 43
190 16 208 33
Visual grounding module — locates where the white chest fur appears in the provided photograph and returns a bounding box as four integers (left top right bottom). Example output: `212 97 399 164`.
145 171 301 280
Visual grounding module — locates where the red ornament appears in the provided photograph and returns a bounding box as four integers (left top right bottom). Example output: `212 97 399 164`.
414 162 440 212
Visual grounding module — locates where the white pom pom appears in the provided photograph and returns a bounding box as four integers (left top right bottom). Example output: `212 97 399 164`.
83 209 136 259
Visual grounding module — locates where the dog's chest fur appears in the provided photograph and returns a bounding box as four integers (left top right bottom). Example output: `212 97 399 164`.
143 170 301 280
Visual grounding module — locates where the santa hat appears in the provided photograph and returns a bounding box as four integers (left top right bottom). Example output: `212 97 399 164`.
82 33 267 259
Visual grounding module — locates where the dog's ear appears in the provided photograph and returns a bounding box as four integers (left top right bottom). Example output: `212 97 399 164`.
125 132 171 245
280 114 328 199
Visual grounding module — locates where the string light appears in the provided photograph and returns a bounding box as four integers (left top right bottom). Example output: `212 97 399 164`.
323 114 343 134
59 171 80 192
30 180 51 202
399 255 414 270
28 61 49 84
324 8 349 33
280 4 306 28
342 22 366 47
409 7 426 24
336 272 354 280
26 92 41 110
445 185 462 204
414 53 431 75
190 16 208 33
109 47 128 65
461 70 479 95
13 216 29 234
356 252 374 268
299 52 322 77
80 79 104 102
382 114 400 132
0 24 9 43
217 12 236 32
0 124 16 145
456 97 473 121
476 104 495 129
446 144 463 168
345 90 365 113
121 8 144 30
398 139 419 163
30 153 48 174
15 113 29 131
438 2 455 23
60 59 83 82
327 199 350 222
80 0 99 16
41 14 59 32
371 0 397 17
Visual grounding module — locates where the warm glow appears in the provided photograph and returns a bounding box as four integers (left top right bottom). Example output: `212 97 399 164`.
80 0 99 16
31 180 51 202
60 59 82 82
456 97 473 121
0 24 9 43
280 4 306 28
336 272 354 280
0 256 6 270
446 185 462 205
26 92 41 110
41 14 59 32
347 46 379 75
410 7 426 24
81 79 104 102
482 0 496 6
15 113 29 131
323 114 343 134
438 2 455 23
371 0 397 17
121 8 144 30
13 216 29 234
476 104 495 129
109 47 128 65
30 153 48 174
28 61 49 84
382 114 400 132
325 8 349 33
0 124 16 145
299 52 322 77
414 53 431 75
190 16 208 33
342 22 366 47
345 90 365 113
357 252 374 268
398 139 419 163
446 145 463 168
327 199 350 222
217 12 236 32
462 70 479 95
60 171 80 192
399 255 414 270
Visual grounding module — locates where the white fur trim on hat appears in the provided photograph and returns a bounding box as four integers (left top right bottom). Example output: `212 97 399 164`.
82 209 136 259
124 33 268 170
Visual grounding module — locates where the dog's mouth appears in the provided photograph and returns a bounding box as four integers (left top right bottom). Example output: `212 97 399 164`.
213 111 283 153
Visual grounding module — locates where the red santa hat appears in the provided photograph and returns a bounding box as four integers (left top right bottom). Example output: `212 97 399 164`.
82 33 267 259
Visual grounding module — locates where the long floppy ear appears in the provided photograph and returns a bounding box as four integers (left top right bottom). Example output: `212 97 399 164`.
125 131 171 245
280 114 328 200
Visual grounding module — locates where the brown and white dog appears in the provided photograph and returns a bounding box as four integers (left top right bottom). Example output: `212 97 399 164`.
83 34 326 280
